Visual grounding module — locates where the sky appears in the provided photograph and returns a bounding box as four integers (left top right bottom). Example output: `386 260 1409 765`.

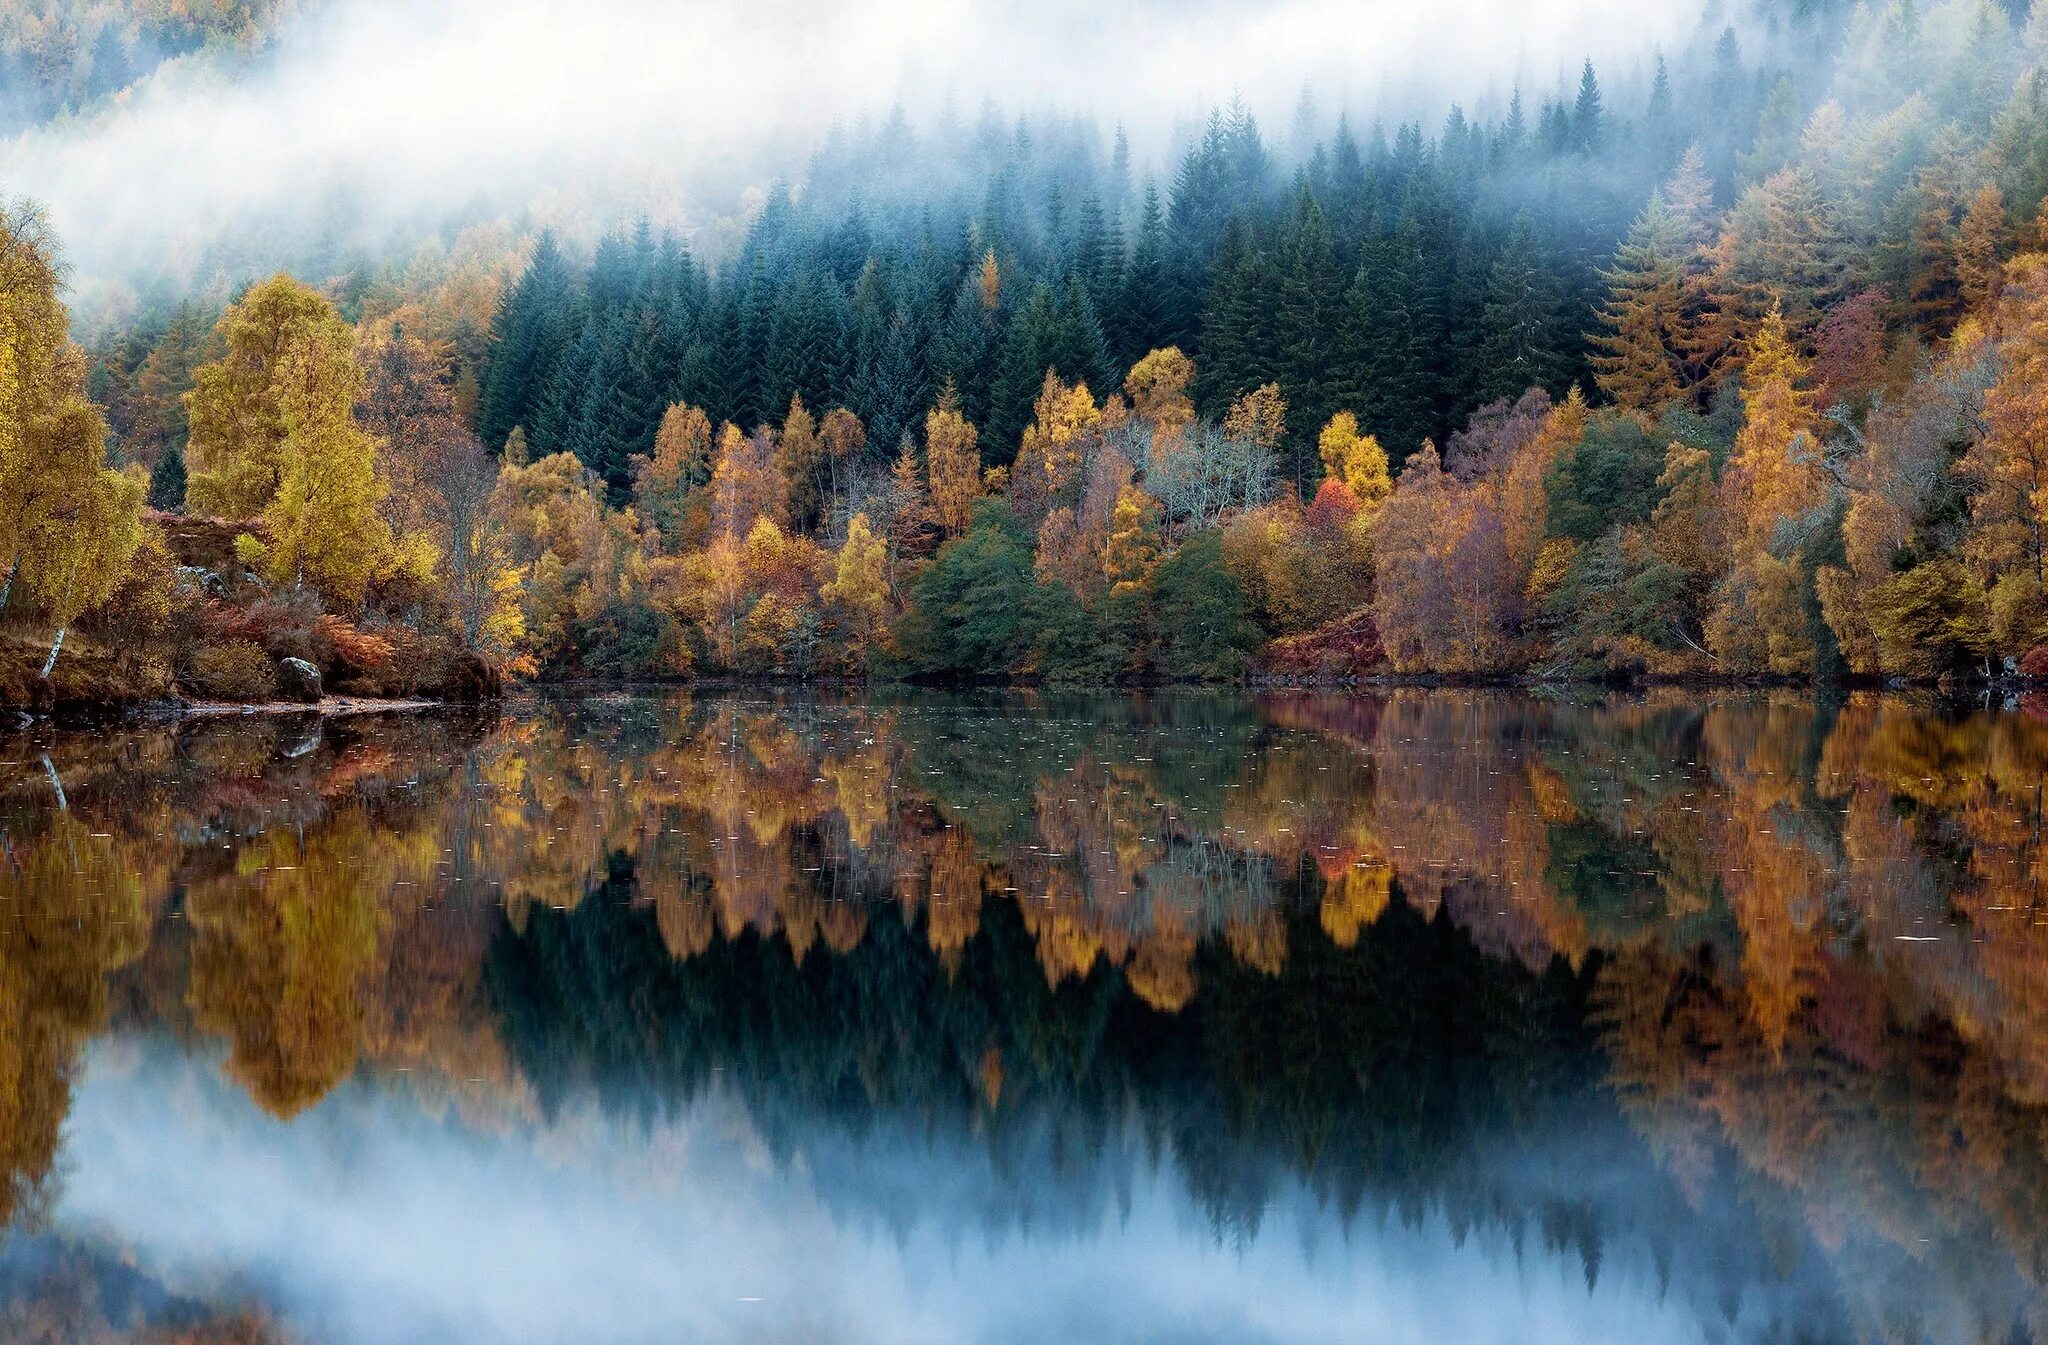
0 0 1700 298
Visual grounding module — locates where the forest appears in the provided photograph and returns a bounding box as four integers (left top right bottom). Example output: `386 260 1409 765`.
7 0 2048 705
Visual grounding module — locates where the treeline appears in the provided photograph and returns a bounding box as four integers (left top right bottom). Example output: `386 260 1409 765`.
14 0 2048 697
0 1 291 134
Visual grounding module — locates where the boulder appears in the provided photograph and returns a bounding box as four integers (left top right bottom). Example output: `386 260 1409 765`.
175 565 224 596
277 656 323 703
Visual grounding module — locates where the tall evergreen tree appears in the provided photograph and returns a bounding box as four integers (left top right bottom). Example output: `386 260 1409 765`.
1273 183 1342 476
1476 213 1566 404
478 230 573 450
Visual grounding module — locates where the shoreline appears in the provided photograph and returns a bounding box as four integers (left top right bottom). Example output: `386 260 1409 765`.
9 672 2045 728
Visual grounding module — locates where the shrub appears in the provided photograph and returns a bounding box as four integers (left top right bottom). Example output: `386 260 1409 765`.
184 640 278 701
203 591 323 663
1152 530 1256 680
896 506 1038 678
314 614 395 672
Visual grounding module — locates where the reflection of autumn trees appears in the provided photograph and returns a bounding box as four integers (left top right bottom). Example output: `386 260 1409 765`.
2 712 520 1132
185 818 392 1117
1598 942 2048 1345
0 814 148 1227
21 690 2048 1135
0 1231 290 1343
23 690 2048 1339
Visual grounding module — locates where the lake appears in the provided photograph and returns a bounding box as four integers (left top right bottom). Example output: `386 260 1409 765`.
1 688 2045 1344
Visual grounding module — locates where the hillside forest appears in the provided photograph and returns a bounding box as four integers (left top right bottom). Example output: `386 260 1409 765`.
10 0 2048 703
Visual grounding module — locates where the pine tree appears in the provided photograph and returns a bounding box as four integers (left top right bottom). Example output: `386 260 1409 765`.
1646 55 1675 162
766 267 850 421
148 443 186 512
777 394 824 534
987 283 1062 455
1477 213 1565 405
1956 181 2010 313
1115 184 1174 371
1742 76 1802 183
1196 217 1279 416
478 231 573 451
1273 183 1342 476
934 272 1000 437
1572 60 1605 153
1332 232 1434 466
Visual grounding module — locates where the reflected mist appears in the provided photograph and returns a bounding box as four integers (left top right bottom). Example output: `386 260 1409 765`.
4 689 2047 1343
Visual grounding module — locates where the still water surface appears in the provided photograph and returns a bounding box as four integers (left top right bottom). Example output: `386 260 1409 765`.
2 689 2045 1344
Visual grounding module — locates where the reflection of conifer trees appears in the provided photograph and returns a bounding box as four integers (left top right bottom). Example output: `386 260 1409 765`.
24 688 2048 1343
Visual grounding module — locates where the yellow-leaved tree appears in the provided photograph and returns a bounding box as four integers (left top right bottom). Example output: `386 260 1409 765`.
821 512 891 659
1316 411 1391 514
0 200 147 676
1011 372 1100 516
1124 347 1196 454
777 393 824 532
1103 484 1163 596
924 382 982 536
632 400 713 552
187 275 414 605
1706 305 1829 675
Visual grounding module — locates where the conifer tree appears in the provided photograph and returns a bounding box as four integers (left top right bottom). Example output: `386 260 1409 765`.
777 394 824 534
1477 213 1564 405
1590 194 1686 413
1572 60 1605 153
1196 217 1279 416
478 231 573 450
633 401 713 551
1956 182 2010 312
1273 183 1342 475
148 444 186 512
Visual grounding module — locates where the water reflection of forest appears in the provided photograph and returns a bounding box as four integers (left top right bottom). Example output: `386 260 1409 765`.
6 689 2048 1343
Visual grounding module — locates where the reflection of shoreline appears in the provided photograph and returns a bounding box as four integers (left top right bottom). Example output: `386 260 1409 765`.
3 690 2048 1342
176 695 446 719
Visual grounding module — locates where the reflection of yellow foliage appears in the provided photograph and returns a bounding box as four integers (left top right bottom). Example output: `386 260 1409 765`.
1320 865 1392 948
654 880 716 962
1225 909 1286 977
0 815 149 1224
1525 762 1578 824
1126 915 1198 1012
979 1044 1005 1110
186 820 387 1118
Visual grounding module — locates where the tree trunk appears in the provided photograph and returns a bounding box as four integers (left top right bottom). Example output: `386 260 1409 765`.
40 755 67 812
40 566 78 679
0 553 16 613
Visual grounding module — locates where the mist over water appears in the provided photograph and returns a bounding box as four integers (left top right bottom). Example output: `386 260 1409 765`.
0 0 1694 294
56 1037 1718 1345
